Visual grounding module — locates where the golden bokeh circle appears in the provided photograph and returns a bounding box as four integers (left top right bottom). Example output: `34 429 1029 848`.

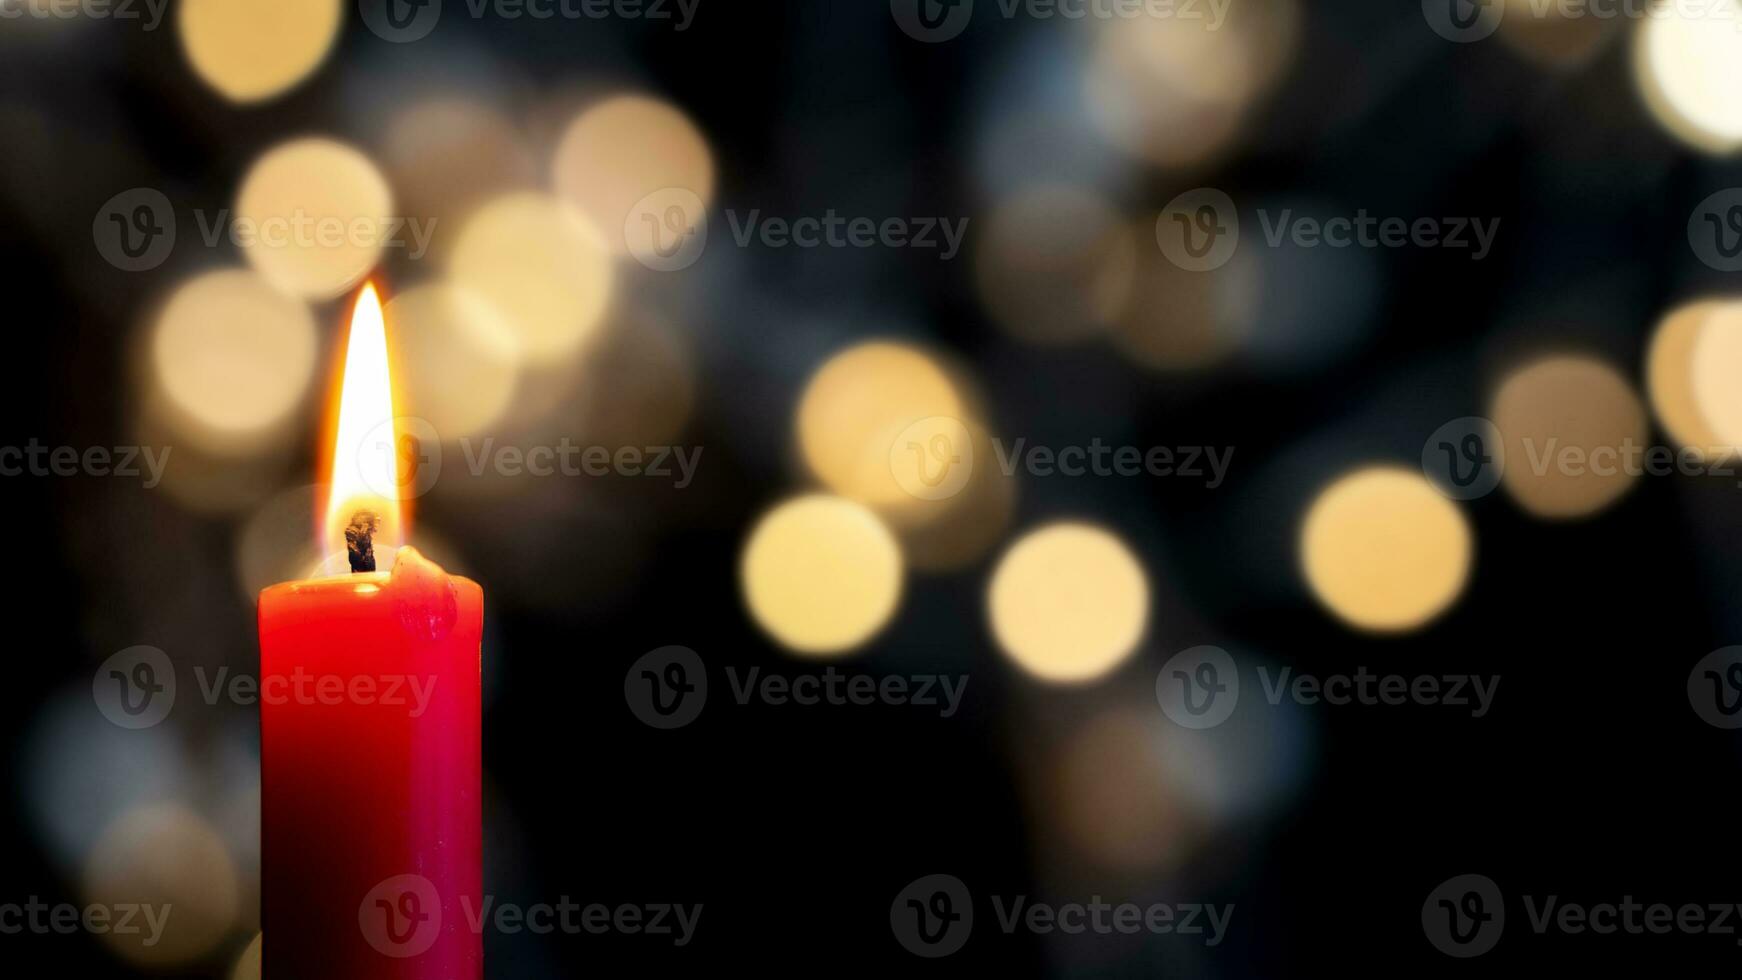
1646 300 1729 458
150 268 318 440
552 94 715 256
448 192 615 363
1635 5 1742 154
178 0 342 104
987 522 1149 684
741 495 904 656
1491 355 1649 519
797 341 971 510
235 138 394 299
387 282 521 438
82 803 241 968
1300 466 1472 632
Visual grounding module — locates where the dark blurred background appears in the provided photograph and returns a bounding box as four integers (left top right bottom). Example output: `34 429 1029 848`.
6 0 1742 975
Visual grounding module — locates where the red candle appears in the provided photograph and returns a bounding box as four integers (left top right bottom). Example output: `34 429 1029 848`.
258 285 483 979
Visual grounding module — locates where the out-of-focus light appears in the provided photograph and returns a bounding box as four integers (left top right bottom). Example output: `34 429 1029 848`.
552 94 715 257
741 495 904 656
1690 301 1742 449
234 484 323 600
988 522 1149 684
1635 5 1742 154
150 268 317 445
1300 466 1471 632
899 419 1018 573
1083 0 1298 167
1646 300 1729 458
797 341 973 513
232 932 263 980
236 138 393 300
1491 354 1648 518
1112 226 1253 370
384 98 535 222
388 282 521 438
974 185 1134 346
83 803 240 968
1051 708 1187 872
448 192 615 364
1496 0 1616 69
178 0 341 104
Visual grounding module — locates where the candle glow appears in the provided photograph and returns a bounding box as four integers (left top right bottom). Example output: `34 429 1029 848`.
322 282 404 570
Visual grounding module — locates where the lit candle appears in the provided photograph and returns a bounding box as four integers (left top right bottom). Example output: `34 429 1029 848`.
258 284 483 979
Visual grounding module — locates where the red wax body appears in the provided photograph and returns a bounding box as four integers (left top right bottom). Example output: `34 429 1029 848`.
259 548 482 980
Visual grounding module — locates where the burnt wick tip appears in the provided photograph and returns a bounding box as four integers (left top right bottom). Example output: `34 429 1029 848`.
345 511 381 573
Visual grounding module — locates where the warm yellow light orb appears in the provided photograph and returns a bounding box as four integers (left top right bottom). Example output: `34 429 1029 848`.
151 268 317 442
1300 467 1472 632
387 282 521 438
1491 355 1648 519
235 138 394 299
1635 6 1742 153
448 192 615 363
1646 300 1729 457
178 0 342 104
741 495 904 656
552 94 716 257
797 341 970 511
987 522 1149 684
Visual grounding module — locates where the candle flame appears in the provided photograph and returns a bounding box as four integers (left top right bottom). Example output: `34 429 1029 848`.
322 283 403 567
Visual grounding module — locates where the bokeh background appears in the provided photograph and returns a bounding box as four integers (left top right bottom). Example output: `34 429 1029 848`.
6 0 1742 974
